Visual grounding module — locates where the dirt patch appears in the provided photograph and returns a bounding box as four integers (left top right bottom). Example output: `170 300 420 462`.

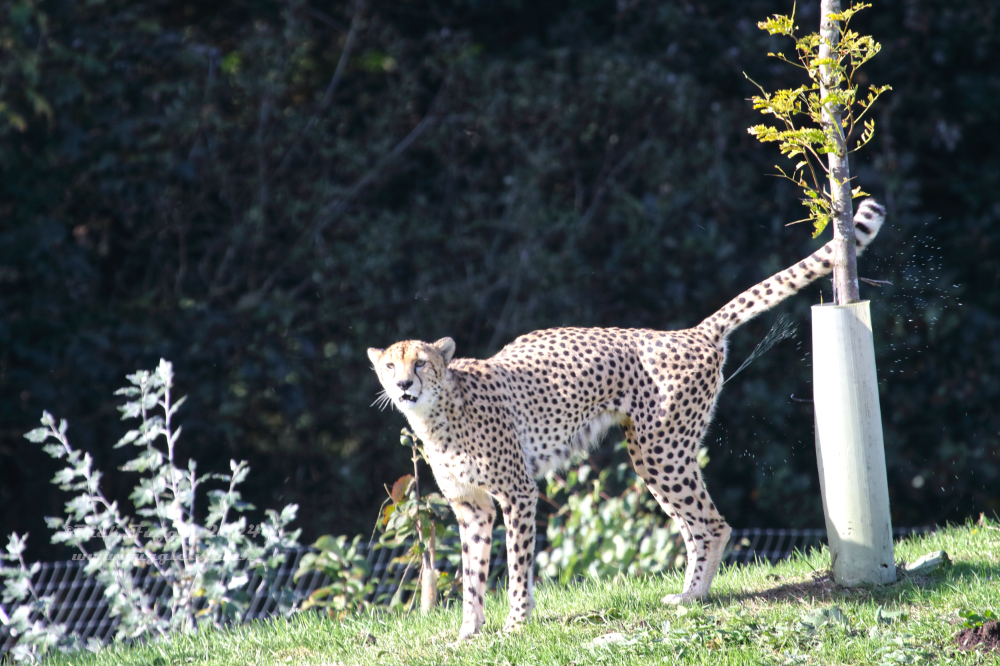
954 620 1000 652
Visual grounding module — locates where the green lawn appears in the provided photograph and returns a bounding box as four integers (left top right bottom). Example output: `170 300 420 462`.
48 520 1000 665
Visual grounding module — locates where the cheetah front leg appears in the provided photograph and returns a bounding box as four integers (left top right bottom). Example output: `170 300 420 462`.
496 483 538 632
449 490 495 640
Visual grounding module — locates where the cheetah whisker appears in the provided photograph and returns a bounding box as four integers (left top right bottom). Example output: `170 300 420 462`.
371 390 394 411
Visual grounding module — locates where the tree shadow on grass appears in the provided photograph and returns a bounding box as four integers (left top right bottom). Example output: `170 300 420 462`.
715 558 1000 607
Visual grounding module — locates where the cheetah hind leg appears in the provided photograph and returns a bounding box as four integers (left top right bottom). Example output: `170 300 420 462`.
660 514 732 605
626 439 730 604
647 479 731 604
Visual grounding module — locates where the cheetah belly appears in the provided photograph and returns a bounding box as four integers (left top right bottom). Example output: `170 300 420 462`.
521 409 627 478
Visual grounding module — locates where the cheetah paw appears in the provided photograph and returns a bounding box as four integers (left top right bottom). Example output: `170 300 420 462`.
502 616 526 633
661 592 697 605
457 624 480 641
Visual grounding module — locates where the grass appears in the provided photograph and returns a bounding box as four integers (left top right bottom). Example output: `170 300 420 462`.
47 520 999 665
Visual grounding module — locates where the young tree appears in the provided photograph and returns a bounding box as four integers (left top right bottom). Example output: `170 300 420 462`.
749 1 896 587
748 1 890 304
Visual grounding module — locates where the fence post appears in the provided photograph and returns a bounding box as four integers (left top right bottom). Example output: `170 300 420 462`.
812 301 896 585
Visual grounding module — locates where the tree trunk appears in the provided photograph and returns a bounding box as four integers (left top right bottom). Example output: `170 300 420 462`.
819 0 860 304
411 442 438 614
420 549 438 614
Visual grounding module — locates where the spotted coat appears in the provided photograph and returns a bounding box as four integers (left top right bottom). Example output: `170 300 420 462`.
367 200 885 639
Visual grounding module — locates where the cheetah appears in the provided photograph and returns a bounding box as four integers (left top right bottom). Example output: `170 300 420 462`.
367 200 885 639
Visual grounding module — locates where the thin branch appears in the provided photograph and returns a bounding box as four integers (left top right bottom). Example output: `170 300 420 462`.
276 0 367 176
252 86 448 300
304 5 347 31
851 87 891 128
769 52 808 70
859 277 892 287
486 248 528 353
579 142 640 228
312 105 443 235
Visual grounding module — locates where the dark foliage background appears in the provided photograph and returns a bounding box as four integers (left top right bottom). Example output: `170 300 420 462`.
2 0 997 562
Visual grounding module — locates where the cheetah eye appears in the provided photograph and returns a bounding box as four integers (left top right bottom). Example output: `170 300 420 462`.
384 362 395 371
415 359 426 368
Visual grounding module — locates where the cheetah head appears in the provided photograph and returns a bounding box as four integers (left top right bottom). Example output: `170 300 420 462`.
367 337 456 413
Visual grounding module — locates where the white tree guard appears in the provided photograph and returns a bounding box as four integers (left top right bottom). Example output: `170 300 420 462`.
813 301 896 586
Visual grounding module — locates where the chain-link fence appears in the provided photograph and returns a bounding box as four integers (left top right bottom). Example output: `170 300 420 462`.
1 526 931 654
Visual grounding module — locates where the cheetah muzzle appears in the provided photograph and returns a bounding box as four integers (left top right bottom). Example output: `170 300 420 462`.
368 200 886 639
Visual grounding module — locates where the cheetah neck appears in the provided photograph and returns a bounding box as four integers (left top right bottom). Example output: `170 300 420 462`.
400 369 464 458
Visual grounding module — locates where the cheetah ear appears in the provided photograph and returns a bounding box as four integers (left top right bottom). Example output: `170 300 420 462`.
367 348 384 365
432 337 456 364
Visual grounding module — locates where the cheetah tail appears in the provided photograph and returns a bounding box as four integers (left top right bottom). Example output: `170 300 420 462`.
696 199 886 340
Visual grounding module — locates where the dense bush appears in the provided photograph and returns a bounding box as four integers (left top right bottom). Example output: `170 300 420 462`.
1 0 997 563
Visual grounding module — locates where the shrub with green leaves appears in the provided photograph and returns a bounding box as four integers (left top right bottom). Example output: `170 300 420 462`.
1 360 300 661
374 430 461 611
293 535 371 620
0 533 73 660
292 428 470 619
536 442 710 585
958 608 999 629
